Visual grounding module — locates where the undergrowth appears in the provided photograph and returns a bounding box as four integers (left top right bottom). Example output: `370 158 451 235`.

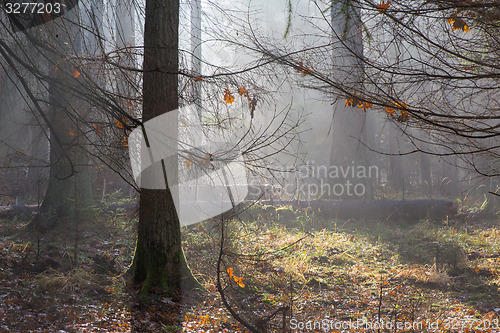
0 201 499 332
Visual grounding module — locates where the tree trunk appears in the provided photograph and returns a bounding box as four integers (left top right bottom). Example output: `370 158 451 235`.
388 121 406 196
26 123 49 198
329 0 372 199
115 0 136 102
131 0 199 294
440 157 459 197
419 152 432 197
191 0 202 118
36 7 93 230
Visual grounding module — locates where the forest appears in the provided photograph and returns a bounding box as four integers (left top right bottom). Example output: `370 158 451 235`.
0 0 499 332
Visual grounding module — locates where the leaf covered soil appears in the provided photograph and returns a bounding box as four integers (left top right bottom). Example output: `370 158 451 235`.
0 203 499 332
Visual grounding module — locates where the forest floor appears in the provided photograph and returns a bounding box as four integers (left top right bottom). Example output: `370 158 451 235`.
0 201 499 332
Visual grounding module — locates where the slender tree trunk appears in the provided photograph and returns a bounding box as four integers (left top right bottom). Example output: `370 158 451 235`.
440 157 459 197
419 152 432 197
115 0 136 102
81 0 104 56
191 0 202 118
131 0 199 294
388 121 406 195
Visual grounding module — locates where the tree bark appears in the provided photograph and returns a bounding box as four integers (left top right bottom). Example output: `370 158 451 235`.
388 121 406 195
115 0 136 102
191 0 202 118
131 0 199 294
35 7 93 231
329 0 372 199
419 152 432 197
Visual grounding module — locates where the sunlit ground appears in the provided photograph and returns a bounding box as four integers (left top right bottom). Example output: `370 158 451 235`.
1 202 499 332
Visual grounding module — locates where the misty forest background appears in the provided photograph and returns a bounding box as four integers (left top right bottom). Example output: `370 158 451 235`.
0 0 500 332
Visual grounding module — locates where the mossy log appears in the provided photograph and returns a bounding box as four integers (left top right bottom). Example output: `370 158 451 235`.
256 199 458 221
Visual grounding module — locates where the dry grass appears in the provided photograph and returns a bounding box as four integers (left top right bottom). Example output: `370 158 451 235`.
182 204 500 331
395 264 452 285
35 268 101 294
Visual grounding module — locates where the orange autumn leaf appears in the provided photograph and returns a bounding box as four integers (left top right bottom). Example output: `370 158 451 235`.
223 89 235 104
397 109 410 122
122 136 128 147
200 315 210 325
386 100 410 122
385 106 395 117
115 118 127 129
345 94 373 111
394 100 408 109
237 87 249 98
234 276 245 288
94 124 102 137
194 76 204 82
184 158 192 169
377 1 390 13
227 267 234 278
73 69 80 78
358 100 373 112
301 68 312 76
295 62 313 76
448 15 469 33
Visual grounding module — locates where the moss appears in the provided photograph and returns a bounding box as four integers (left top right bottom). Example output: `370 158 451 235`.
134 245 203 295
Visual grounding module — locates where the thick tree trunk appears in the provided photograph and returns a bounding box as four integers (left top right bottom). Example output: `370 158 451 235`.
26 124 48 197
36 9 93 230
131 0 199 294
329 1 372 199
134 190 184 292
38 126 92 229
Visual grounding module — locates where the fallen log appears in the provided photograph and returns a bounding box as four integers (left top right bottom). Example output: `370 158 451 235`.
0 204 38 219
255 199 458 221
0 199 458 222
0 203 140 219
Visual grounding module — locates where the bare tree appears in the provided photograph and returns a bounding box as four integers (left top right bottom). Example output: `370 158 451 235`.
217 0 500 202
